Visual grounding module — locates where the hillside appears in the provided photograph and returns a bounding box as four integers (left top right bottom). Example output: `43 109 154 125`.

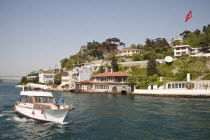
125 57 210 89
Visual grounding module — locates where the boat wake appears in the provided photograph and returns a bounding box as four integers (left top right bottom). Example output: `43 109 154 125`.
2 111 15 113
0 110 15 118
0 114 5 117
59 121 69 125
13 115 29 122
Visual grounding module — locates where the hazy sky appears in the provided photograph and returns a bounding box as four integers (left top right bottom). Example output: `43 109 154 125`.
0 0 210 76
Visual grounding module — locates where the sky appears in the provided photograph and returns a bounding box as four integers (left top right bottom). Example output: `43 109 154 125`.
0 0 210 76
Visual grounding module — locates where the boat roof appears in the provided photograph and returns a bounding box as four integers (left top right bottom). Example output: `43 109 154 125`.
20 91 53 97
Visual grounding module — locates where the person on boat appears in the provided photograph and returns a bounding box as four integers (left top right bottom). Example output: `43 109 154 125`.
59 98 65 109
53 98 60 109
59 98 64 104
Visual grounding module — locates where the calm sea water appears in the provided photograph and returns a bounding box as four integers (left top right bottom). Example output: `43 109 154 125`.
1 82 210 139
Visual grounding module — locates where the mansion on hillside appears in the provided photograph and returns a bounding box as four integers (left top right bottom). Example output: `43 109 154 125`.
116 48 141 57
75 72 133 94
173 45 210 57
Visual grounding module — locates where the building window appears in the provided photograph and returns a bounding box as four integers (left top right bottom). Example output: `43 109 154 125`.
95 85 109 89
182 83 185 88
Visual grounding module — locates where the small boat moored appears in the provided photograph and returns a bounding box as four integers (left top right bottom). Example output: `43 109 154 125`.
14 83 74 123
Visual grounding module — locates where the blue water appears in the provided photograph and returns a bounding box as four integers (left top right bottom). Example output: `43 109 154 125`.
1 82 210 139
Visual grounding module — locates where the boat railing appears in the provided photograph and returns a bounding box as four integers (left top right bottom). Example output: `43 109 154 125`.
65 104 74 110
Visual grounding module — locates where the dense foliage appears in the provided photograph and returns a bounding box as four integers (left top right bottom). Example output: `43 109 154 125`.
157 57 209 81
147 57 157 76
60 38 125 70
181 24 210 53
111 55 119 72
54 74 61 85
19 76 39 85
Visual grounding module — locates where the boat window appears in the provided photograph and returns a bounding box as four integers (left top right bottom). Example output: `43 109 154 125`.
48 97 53 103
26 96 34 103
42 97 51 103
20 96 27 102
34 96 42 103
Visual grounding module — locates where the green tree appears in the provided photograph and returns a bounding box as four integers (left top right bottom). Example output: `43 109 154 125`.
65 60 74 69
103 37 125 51
142 51 156 60
30 77 39 83
172 40 182 46
130 44 137 48
180 30 191 38
126 76 137 91
182 32 203 48
99 66 105 73
194 29 201 36
60 58 68 68
132 53 143 61
111 55 119 72
20 76 28 85
54 74 61 85
147 57 157 76
137 44 143 49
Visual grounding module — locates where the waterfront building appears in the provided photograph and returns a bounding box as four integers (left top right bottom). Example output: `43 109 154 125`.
61 63 96 90
60 71 70 89
163 80 210 90
75 72 133 94
116 48 141 57
39 70 55 84
27 71 39 80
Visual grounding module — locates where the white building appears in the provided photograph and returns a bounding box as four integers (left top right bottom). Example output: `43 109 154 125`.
170 37 183 46
27 71 39 80
173 45 210 57
61 71 70 88
60 63 96 90
173 45 192 57
39 70 55 84
70 65 95 89
163 80 210 90
75 72 133 94
116 48 141 57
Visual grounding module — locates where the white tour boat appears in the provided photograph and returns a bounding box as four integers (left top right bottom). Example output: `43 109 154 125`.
14 83 74 123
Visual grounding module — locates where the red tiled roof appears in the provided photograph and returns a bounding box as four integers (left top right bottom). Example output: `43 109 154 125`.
78 80 114 84
92 72 132 77
80 80 93 83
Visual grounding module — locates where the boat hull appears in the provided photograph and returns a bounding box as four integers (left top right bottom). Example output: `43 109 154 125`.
15 105 69 123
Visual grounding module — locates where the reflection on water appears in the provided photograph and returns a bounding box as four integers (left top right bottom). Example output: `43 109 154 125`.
1 82 210 139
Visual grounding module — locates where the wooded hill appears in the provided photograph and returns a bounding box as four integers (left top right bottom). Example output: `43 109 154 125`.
58 24 210 89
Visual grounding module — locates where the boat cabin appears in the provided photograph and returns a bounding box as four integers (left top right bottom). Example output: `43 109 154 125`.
20 91 53 104
18 91 55 110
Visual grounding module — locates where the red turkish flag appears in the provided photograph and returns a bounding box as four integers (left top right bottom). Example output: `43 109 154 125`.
185 10 192 22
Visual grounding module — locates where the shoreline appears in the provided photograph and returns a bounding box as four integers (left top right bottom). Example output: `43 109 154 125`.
47 88 210 97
